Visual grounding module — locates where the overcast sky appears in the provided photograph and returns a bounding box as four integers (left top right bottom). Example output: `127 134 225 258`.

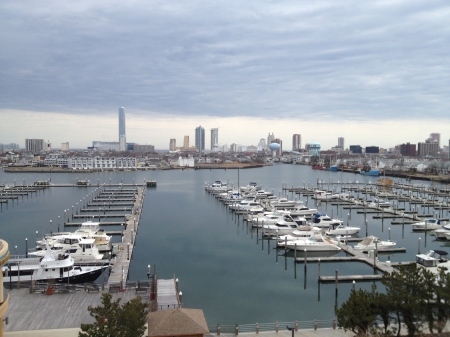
1 0 449 150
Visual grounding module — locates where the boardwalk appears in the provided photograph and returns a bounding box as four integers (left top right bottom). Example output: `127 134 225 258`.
157 279 180 310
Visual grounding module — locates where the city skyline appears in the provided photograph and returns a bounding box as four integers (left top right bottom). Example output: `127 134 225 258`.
1 1 449 150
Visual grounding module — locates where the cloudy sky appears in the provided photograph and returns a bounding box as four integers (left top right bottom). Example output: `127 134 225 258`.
1 0 449 150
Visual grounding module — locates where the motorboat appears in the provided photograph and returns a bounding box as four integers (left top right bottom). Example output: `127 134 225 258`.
251 211 290 228
412 218 445 231
416 250 450 275
228 199 258 211
47 222 111 252
31 236 103 261
313 190 339 200
325 223 360 236
205 180 229 194
240 182 260 193
289 206 318 217
284 234 342 251
433 224 450 239
353 236 396 251
2 243 107 284
276 226 321 245
253 190 274 199
263 215 308 236
311 213 344 228
268 198 302 208
366 198 391 208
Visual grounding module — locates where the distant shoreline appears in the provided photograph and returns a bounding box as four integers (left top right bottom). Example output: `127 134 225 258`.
2 163 270 173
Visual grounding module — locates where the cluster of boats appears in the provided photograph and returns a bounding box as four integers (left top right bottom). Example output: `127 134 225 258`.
2 221 112 285
206 181 399 253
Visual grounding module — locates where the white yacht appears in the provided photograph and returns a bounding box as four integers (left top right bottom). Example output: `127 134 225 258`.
313 190 339 200
311 213 344 228
326 223 360 236
276 226 321 245
31 236 103 261
289 206 318 217
353 236 396 251
412 219 445 231
251 211 290 228
2 244 106 284
433 224 450 239
263 215 308 237
284 234 342 251
416 250 450 275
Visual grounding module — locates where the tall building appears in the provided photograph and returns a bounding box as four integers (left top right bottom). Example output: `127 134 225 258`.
267 132 275 145
25 138 45 154
338 137 344 149
429 133 440 148
365 146 379 154
170 138 176 151
418 141 438 157
349 145 362 154
292 134 301 151
183 136 189 149
118 107 126 151
273 138 283 156
400 143 416 157
195 126 205 153
211 128 219 151
61 142 69 152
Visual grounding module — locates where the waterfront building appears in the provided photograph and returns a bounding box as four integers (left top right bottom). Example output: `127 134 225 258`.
195 126 205 153
133 144 155 153
211 128 219 151
25 138 44 154
67 156 137 169
44 154 69 167
292 134 301 151
365 146 379 154
400 143 416 157
119 107 126 152
418 141 438 157
170 138 176 151
178 156 195 167
349 145 362 154
338 137 344 149
61 142 69 152
0 238 10 337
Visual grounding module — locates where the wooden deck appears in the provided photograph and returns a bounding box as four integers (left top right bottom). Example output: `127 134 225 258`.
4 276 178 332
212 329 353 337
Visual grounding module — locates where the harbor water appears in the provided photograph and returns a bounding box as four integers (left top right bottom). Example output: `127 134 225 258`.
0 165 449 325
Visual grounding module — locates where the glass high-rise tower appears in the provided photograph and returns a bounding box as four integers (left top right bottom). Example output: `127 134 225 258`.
119 107 126 151
195 126 205 153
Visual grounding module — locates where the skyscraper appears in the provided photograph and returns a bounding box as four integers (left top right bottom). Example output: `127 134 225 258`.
211 128 219 151
292 134 301 151
195 126 205 153
119 107 126 151
338 137 344 149
429 133 440 148
170 138 176 151
25 139 44 154
183 136 189 149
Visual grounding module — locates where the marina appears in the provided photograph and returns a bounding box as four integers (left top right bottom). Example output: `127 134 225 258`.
1 164 450 330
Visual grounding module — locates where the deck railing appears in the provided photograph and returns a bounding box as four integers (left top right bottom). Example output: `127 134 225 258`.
209 319 336 335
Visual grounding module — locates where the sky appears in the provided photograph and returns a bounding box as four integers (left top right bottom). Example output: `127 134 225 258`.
1 0 449 150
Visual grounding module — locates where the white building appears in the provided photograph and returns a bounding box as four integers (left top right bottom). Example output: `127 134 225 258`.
178 156 195 167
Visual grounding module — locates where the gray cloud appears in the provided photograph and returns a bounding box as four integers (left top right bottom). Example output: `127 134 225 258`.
0 0 449 121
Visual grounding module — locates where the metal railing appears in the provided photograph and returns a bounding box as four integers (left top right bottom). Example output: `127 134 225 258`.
209 319 336 335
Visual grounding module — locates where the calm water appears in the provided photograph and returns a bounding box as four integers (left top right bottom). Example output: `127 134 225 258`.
0 165 449 325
